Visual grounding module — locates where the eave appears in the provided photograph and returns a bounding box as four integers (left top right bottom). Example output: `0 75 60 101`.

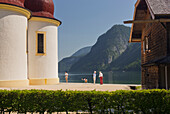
124 0 170 43
124 19 170 24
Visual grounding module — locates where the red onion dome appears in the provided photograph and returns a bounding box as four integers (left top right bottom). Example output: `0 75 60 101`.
0 0 25 7
24 0 54 18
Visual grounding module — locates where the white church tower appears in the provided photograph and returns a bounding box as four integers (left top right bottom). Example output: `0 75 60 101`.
0 0 31 87
25 0 61 85
0 0 61 87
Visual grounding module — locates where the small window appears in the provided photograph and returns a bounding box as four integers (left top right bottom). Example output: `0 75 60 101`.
145 36 149 51
36 31 46 56
143 35 151 53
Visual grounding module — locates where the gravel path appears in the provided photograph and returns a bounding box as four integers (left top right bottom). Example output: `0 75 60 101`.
0 83 140 91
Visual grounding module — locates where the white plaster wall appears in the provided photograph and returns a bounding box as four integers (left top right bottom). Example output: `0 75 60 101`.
28 21 58 79
0 9 27 80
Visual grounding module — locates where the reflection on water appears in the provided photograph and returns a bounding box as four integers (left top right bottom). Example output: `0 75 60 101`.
59 71 141 84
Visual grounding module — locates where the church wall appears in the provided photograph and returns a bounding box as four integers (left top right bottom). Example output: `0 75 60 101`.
28 20 59 84
0 9 28 82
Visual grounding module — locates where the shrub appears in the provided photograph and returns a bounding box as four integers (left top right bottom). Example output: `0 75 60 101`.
0 89 169 113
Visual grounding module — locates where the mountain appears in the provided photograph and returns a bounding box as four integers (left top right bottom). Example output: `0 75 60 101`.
72 46 92 57
107 43 141 71
69 25 131 72
58 46 91 72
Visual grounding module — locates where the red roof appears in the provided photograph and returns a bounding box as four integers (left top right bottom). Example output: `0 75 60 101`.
0 0 25 7
24 0 54 18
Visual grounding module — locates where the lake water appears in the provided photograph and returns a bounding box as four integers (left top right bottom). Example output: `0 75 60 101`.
59 71 141 84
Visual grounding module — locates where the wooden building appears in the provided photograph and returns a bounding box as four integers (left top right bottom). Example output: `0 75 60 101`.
124 0 170 89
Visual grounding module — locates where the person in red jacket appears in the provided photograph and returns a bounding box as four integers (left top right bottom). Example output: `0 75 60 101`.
99 71 103 85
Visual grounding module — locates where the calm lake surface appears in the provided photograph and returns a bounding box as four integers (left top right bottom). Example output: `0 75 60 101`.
59 71 141 84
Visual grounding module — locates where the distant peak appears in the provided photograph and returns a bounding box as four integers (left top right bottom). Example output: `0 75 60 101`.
71 46 92 57
111 24 130 29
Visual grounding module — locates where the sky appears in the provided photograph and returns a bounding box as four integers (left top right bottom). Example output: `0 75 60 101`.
54 0 136 61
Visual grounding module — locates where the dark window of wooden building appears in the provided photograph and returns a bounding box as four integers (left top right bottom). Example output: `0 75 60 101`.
143 34 151 53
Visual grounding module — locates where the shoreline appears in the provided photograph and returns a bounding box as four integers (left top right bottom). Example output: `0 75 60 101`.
0 83 141 91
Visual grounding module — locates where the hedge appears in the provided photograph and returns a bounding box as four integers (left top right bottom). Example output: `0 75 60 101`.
0 89 170 114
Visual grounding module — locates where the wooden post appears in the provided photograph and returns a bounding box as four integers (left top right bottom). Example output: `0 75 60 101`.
165 66 168 90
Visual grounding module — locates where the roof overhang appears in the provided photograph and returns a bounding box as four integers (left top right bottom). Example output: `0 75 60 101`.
124 0 170 43
142 56 170 66
124 19 170 43
125 0 148 43
124 19 170 24
0 3 31 19
29 16 62 26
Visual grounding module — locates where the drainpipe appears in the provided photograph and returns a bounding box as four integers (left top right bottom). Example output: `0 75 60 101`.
165 65 168 90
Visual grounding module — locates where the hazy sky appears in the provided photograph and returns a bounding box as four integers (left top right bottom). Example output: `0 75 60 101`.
54 0 136 61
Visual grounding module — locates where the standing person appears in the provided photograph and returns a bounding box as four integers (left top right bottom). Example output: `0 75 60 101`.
93 71 96 84
99 71 103 85
65 71 68 83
